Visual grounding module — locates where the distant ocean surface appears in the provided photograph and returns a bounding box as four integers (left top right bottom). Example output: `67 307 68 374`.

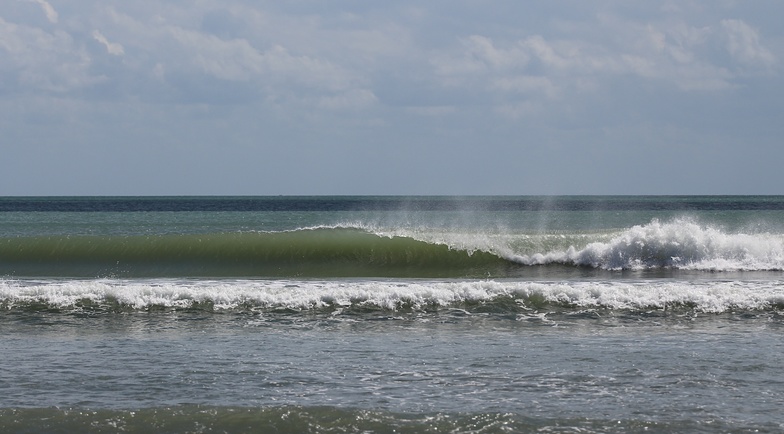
2 196 783 433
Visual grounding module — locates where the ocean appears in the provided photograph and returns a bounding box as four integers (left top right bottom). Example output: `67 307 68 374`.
1 196 783 433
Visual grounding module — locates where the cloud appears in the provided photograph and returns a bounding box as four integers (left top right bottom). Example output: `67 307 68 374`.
431 10 773 109
721 19 775 68
164 28 369 105
0 16 97 92
167 27 265 81
1 1 783 195
87 6 373 106
92 30 124 56
618 23 734 91
26 0 58 24
3 2 779 111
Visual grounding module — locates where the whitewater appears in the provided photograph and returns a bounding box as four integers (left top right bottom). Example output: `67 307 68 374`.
2 277 784 314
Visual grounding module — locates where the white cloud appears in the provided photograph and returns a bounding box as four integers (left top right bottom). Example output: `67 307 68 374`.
433 34 611 103
1 1 783 195
432 11 769 107
26 0 58 24
521 35 575 70
465 35 530 70
168 27 264 81
432 35 530 78
721 19 775 68
92 30 124 56
262 44 357 92
4 2 778 110
167 29 365 99
0 17 97 92
623 21 737 90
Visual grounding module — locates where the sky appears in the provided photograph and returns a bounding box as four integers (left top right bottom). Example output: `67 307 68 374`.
1 0 783 195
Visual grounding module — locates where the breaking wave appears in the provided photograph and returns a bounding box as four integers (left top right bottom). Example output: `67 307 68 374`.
2 278 784 314
508 218 784 271
0 219 782 278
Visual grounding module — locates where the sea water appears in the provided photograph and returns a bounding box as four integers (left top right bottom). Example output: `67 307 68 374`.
1 196 783 432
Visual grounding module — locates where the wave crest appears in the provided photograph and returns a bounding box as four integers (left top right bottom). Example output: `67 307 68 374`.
508 219 784 271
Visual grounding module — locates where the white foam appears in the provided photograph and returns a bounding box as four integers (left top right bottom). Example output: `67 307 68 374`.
412 218 784 271
2 278 783 313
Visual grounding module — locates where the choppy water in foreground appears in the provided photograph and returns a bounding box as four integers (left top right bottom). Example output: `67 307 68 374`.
1 196 783 432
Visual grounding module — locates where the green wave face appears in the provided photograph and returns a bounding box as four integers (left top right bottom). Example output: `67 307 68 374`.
0 228 513 278
0 405 692 434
